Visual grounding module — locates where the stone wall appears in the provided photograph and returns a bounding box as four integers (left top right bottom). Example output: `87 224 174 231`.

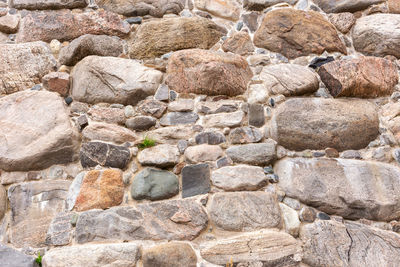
1 0 400 266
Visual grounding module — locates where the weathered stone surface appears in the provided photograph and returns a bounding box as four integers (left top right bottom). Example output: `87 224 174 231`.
248 104 265 127
59 34 124 66
80 142 131 169
138 144 179 167
195 131 226 145
208 192 281 231
131 168 179 200
82 122 138 144
8 180 71 247
244 0 298 10
318 57 398 98
382 102 400 144
229 126 263 144
129 17 225 59
71 56 163 105
160 112 199 126
147 126 195 144
0 185 5 221
182 163 210 198
167 49 252 96
353 14 400 58
75 199 208 243
45 212 73 246
195 0 241 20
137 99 167 118
196 100 239 114
275 157 400 221
88 107 126 125
143 242 197 267
270 98 379 151
202 111 244 128
0 14 19 33
280 203 300 237
11 0 87 10
17 10 130 43
201 230 301 265
328 12 356 33
254 9 346 59
0 42 57 94
301 220 400 267
0 244 37 267
0 91 78 171
226 141 276 166
184 144 223 163
126 116 156 131
211 165 267 191
42 72 70 96
168 99 194 112
389 0 400 13
222 31 254 55
313 0 384 13
42 243 140 267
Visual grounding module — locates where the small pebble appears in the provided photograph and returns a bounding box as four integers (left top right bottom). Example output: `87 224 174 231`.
64 96 73 105
266 174 279 183
317 212 331 220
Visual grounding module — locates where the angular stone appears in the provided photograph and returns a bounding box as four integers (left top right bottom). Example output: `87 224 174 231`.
275 157 400 221
328 12 356 33
244 0 298 10
142 242 197 267
80 142 131 169
71 56 163 105
8 180 71 247
168 99 194 112
42 72 70 96
126 116 156 131
137 99 167 118
146 126 195 144
131 168 179 200
59 34 124 66
202 111 244 128
0 14 19 33
166 49 252 96
82 122 138 144
160 112 199 126
194 0 241 20
42 243 141 267
45 212 74 246
182 163 210 198
129 17 225 59
208 192 281 231
254 8 346 59
200 230 301 265
11 0 87 10
154 84 169 101
222 31 254 55
75 199 208 243
184 144 223 163
248 104 265 127
0 245 37 267
229 126 262 144
313 0 384 13
88 107 126 125
271 98 379 151
280 203 300 237
318 57 398 98
138 144 179 167
211 165 267 191
226 141 276 166
196 100 239 114
195 131 226 145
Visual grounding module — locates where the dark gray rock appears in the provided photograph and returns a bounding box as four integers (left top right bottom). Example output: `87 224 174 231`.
226 141 276 166
195 131 226 145
229 126 262 144
216 157 233 168
182 164 210 198
0 245 37 267
80 142 130 169
160 112 199 126
126 116 156 131
248 103 265 127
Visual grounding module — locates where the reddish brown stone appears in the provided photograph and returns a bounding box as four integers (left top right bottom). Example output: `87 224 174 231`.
222 31 254 56
42 72 70 96
389 0 400 13
328 12 356 33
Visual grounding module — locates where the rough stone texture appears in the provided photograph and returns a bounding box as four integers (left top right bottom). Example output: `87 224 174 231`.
126 116 156 131
244 0 298 10
200 230 301 265
181 163 211 198
0 244 37 267
59 34 124 66
75 199 208 243
166 49 252 96
389 0 400 13
137 99 167 119
222 31 254 55
42 72 70 96
0 14 20 33
0 91 78 171
318 57 398 98
353 14 400 58
280 203 300 237
42 243 141 267
254 8 346 59
146 126 195 144
195 131 226 145
131 168 179 200
195 0 241 20
208 192 281 231
0 42 57 94
129 17 226 59
11 0 87 10
226 141 276 166
202 111 245 128
313 0 384 13
229 126 263 144
168 99 194 112
301 220 400 267
184 144 223 163
211 165 267 191
160 112 199 126
8 180 71 247
0 185 6 221
80 142 131 169
45 212 73 246
328 12 356 33
17 10 130 43
270 98 379 151
88 107 126 125
275 157 400 221
248 103 265 127
82 122 138 144
142 242 197 267
138 144 180 167
196 100 239 114
71 56 163 105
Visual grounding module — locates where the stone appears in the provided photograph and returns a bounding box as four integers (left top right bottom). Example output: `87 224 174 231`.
82 122 138 144
129 17 225 59
195 131 226 145
242 11 259 32
0 245 37 267
317 212 331 220
42 243 140 267
166 49 252 96
244 0 298 10
8 180 71 247
202 111 245 128
45 212 73 246
146 126 195 144
341 150 362 159
299 206 316 222
154 84 169 101
248 64 319 104
222 31 254 55
131 168 179 200
0 42 57 94
88 107 126 125
142 242 197 267
80 142 131 169
226 141 276 166
313 0 384 13
0 14 19 33
254 9 346 59
138 144 180 167
184 144 223 163
318 57 398 98
389 0 400 13
58 34 124 66
275 157 400 221
195 0 240 20
211 165 267 191
75 199 208 243
353 14 400 58
137 99 167 118
280 203 300 237
0 91 78 171
11 0 87 9
248 104 265 127
216 157 233 168
160 112 199 126
325 147 339 158
182 163 210 198
17 10 130 43
0 185 5 221
208 192 281 231
196 100 240 114
168 99 194 112
126 116 156 131
229 126 263 144
301 220 400 267
71 56 163 105
42 72 70 96
328 12 356 33
270 98 379 151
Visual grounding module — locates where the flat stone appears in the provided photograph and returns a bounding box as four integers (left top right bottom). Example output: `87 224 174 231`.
242 11 259 32
0 14 19 33
211 165 267 191
142 242 197 267
248 104 265 127
138 144 180 167
11 0 87 9
131 168 179 200
88 107 126 125
182 163 210 198
202 111 244 128
80 142 131 169
195 0 240 20
0 244 36 267
184 144 223 163
45 212 74 246
126 116 156 131
389 0 400 13
275 157 400 221
42 72 70 96
146 126 195 144
328 12 356 33
229 126 263 144
137 99 167 118
208 192 281 231
160 112 199 126
82 122 138 144
244 0 298 10
222 31 254 55
0 185 5 221
195 131 226 145
280 203 300 237
154 84 169 101
168 99 194 112
313 0 384 13
196 100 240 115
270 98 379 151
226 141 276 166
